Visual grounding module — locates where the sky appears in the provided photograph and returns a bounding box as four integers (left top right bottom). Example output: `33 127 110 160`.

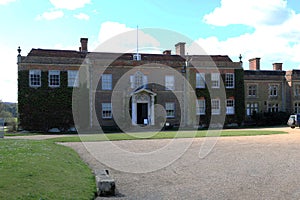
1 0 300 102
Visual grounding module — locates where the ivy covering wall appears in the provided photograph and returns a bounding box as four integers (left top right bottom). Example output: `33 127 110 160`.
18 71 75 132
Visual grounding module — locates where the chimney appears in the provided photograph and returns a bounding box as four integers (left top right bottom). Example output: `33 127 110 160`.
80 38 88 52
273 63 283 71
163 50 171 55
249 58 260 70
175 42 185 57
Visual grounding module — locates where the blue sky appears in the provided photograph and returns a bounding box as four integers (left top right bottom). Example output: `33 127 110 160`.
1 0 300 102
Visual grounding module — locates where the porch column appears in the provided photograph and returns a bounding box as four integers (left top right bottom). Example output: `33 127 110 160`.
132 95 137 125
151 95 155 125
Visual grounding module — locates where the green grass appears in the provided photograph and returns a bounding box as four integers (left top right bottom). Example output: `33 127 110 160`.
47 130 287 143
0 140 96 200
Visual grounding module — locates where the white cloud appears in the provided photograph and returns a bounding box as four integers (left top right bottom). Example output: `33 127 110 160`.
203 0 292 27
96 22 161 53
0 0 15 5
199 0 300 69
74 13 90 20
36 10 64 20
49 0 90 10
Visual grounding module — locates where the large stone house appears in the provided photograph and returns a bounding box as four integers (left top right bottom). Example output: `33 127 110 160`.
17 38 245 132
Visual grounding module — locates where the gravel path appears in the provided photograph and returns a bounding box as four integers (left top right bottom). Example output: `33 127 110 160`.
7 127 300 199
59 127 300 200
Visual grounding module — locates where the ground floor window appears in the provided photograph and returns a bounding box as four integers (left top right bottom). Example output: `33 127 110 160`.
196 99 205 115
267 103 279 113
211 99 220 115
226 99 235 115
246 103 258 116
102 103 112 119
165 102 175 118
294 102 300 114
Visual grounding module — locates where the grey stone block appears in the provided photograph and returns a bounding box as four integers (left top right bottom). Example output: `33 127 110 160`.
95 169 115 196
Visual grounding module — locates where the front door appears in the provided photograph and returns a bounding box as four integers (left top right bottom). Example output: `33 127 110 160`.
137 103 148 124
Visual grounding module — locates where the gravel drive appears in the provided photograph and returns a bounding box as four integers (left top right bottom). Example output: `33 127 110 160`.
58 127 300 200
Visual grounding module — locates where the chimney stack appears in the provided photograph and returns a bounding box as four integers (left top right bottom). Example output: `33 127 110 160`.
163 50 171 55
273 63 283 71
249 58 260 70
80 38 88 52
175 42 185 57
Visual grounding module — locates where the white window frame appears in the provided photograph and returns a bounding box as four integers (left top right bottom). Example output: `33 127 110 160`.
196 73 205 88
67 70 79 87
248 85 257 97
226 99 235 115
130 72 148 89
211 73 220 88
269 84 278 97
267 103 279 112
48 70 60 87
102 103 112 119
246 103 258 116
211 99 220 115
165 75 175 90
295 85 300 96
294 102 300 114
165 102 175 118
29 70 41 87
102 74 112 90
196 99 206 115
225 73 235 89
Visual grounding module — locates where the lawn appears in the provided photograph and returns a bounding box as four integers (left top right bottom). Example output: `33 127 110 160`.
0 139 96 200
47 129 287 143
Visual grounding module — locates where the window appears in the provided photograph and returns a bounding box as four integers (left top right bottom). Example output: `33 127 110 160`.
211 73 220 88
130 71 148 89
196 73 205 88
196 99 206 115
68 70 79 87
102 103 112 119
295 102 300 113
102 74 112 90
248 85 257 97
225 73 234 88
246 103 258 116
269 85 278 97
165 75 175 90
29 70 41 87
295 85 300 96
48 70 60 87
165 102 175 118
226 99 235 115
211 99 220 115
268 103 279 112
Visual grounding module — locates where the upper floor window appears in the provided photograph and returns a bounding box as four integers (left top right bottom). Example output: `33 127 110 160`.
29 70 41 87
165 75 175 90
226 99 235 115
196 73 205 88
211 99 220 115
211 73 220 88
295 85 300 96
165 102 175 118
196 99 206 115
248 85 257 97
68 70 79 87
269 85 278 97
225 73 234 88
102 103 112 119
102 74 112 90
48 70 60 87
130 71 148 89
